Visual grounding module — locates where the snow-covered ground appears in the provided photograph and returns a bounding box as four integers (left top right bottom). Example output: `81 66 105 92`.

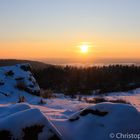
1 64 140 140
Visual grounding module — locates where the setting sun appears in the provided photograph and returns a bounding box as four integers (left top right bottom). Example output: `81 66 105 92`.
80 45 89 53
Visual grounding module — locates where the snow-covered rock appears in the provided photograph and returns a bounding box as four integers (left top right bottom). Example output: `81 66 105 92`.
0 63 40 97
55 103 140 140
1 64 140 140
0 103 61 140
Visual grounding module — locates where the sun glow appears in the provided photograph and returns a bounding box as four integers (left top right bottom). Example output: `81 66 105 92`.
80 44 89 53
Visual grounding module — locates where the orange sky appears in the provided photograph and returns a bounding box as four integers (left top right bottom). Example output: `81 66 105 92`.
0 0 140 64
0 37 140 62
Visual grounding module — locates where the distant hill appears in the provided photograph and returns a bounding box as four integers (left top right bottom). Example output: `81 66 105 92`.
0 59 51 70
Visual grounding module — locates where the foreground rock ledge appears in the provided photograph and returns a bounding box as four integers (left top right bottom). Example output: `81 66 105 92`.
55 103 140 140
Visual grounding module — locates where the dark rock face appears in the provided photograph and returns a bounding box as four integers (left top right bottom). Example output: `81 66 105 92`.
20 64 32 71
16 80 40 96
0 125 61 140
25 87 40 96
69 108 108 122
69 116 80 122
48 134 60 140
22 125 44 140
0 81 4 86
0 130 12 140
5 70 14 77
15 77 25 81
80 109 108 117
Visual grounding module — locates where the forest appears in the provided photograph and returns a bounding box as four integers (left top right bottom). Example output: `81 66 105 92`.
33 65 140 95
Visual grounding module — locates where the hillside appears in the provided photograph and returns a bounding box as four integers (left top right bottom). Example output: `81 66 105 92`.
0 64 140 140
0 59 50 70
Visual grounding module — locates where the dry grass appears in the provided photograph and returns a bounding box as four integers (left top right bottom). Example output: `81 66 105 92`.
40 89 55 99
18 96 26 103
38 98 47 105
16 81 27 91
83 97 130 104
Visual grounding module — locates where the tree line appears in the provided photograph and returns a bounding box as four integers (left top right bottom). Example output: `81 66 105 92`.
33 65 140 95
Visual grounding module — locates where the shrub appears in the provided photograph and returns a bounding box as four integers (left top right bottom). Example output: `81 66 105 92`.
86 97 107 104
38 98 46 105
83 97 88 103
18 96 26 103
109 99 130 104
84 97 130 104
70 94 77 99
77 95 82 101
40 89 54 99
16 81 27 91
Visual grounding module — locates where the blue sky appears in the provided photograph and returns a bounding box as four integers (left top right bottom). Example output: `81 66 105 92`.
0 0 140 40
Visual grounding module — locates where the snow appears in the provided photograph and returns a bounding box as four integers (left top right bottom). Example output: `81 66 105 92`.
0 103 61 140
0 103 30 118
0 64 140 140
54 103 140 140
0 63 40 97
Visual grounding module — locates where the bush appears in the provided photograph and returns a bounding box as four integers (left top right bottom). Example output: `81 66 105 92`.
40 89 55 99
86 97 107 104
38 98 46 105
84 97 130 104
109 99 130 104
18 96 26 103
77 95 82 101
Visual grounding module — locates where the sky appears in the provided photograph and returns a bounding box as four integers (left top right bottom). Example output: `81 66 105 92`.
0 0 140 64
